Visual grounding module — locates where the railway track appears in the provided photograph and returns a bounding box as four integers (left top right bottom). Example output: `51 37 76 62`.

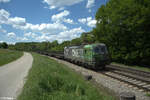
102 65 150 92
39 52 150 92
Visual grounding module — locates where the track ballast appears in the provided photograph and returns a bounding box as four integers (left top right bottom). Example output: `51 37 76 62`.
39 52 150 92
104 65 150 92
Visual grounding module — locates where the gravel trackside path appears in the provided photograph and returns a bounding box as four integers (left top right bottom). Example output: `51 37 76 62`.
50 57 150 100
0 52 33 100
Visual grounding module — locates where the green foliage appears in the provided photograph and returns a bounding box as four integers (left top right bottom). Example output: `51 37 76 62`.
9 41 59 52
81 32 96 44
71 38 82 46
0 42 8 49
94 0 150 66
18 53 115 100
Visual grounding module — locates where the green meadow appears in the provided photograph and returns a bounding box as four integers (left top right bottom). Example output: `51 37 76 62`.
18 53 116 100
0 49 23 66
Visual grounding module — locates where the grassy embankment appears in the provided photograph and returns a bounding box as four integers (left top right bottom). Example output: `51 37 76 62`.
111 62 150 72
18 53 116 100
0 49 23 66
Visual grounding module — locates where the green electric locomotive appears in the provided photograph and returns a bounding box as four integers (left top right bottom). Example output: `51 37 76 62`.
64 43 110 69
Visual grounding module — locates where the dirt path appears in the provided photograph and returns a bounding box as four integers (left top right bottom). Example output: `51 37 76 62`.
0 52 33 100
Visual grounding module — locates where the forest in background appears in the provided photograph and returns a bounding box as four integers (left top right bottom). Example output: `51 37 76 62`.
1 0 150 66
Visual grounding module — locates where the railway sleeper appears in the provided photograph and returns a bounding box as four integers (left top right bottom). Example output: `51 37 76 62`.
129 80 139 83
143 85 150 88
108 65 150 78
137 83 147 86
112 70 150 83
103 72 150 92
131 81 142 84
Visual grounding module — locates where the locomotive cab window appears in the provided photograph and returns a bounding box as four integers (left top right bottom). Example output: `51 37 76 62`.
94 46 107 54
94 47 100 53
101 47 105 53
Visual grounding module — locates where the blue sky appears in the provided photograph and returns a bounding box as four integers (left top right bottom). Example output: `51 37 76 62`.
0 0 106 44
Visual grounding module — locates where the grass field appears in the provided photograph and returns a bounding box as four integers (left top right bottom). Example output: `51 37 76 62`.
18 53 116 100
0 49 23 66
111 62 150 72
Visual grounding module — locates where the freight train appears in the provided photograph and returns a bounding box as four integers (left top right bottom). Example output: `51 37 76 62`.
39 43 110 70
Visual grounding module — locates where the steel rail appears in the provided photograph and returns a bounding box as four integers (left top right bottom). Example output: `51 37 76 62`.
101 71 150 92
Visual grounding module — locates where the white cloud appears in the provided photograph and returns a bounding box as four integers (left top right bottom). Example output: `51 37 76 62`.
87 19 96 27
0 9 26 28
0 40 3 43
59 27 85 39
0 9 10 24
0 9 66 34
36 27 85 43
86 0 95 12
7 32 28 41
63 19 74 24
78 18 86 24
0 0 10 3
7 32 16 38
8 17 26 26
35 34 51 41
78 17 97 27
22 37 28 41
86 17 97 27
24 32 37 38
0 9 85 43
0 9 68 35
86 0 95 8
51 10 74 24
51 10 70 22
15 22 67 35
43 0 95 12
22 23 67 34
49 6 56 9
44 6 57 10
43 0 83 9
17 37 28 41
58 7 65 11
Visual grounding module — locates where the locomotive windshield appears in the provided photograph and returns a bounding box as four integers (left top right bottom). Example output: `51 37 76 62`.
94 46 108 54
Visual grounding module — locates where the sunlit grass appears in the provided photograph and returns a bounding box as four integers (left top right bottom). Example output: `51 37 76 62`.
0 49 23 66
18 53 116 100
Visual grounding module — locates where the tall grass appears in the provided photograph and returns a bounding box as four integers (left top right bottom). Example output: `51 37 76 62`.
0 49 23 66
18 53 116 100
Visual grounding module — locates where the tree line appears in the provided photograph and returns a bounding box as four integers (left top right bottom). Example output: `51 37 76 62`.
8 32 95 52
0 42 8 49
8 0 150 66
